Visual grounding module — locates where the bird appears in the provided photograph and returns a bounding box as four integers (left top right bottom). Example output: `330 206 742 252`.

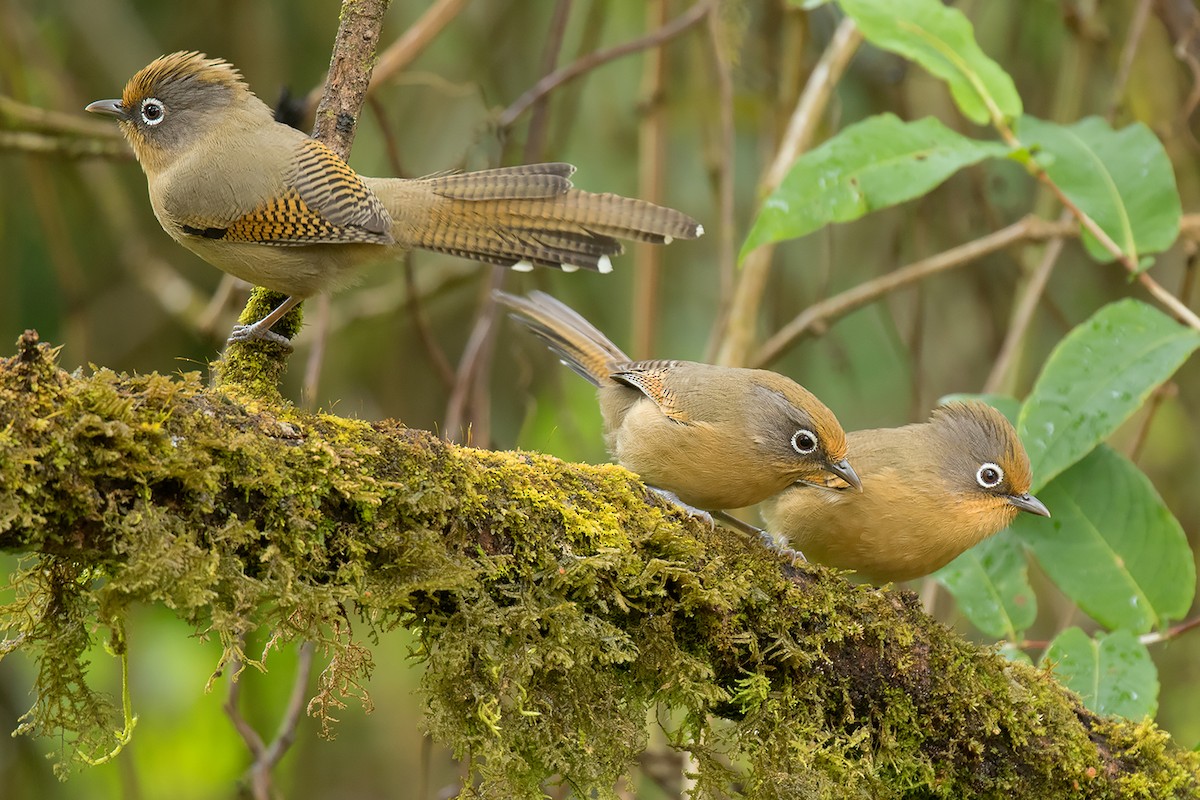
760 401 1050 583
85 52 702 345
496 290 860 526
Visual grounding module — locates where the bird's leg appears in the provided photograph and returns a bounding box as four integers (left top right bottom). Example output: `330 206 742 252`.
647 487 715 529
712 511 807 563
227 295 303 349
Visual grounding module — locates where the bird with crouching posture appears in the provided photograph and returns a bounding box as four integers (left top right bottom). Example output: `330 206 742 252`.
761 402 1050 583
496 290 860 532
86 52 702 346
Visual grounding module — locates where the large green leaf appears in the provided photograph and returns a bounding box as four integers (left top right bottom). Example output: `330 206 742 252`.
935 533 1035 640
838 0 1022 125
1016 116 1181 263
1010 445 1194 634
1018 299 1200 488
1041 628 1158 720
741 114 1007 256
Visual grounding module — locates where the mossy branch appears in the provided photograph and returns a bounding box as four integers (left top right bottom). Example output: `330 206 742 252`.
1 331 1197 797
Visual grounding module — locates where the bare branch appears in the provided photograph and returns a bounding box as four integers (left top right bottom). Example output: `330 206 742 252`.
716 16 863 366
753 216 1077 368
497 1 710 131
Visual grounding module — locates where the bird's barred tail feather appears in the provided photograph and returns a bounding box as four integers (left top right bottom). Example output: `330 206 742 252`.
494 290 629 387
375 163 702 273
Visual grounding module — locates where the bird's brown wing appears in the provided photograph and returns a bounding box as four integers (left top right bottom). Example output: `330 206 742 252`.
191 138 394 247
610 361 693 424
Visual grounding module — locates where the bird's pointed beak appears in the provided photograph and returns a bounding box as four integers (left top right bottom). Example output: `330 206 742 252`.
827 459 862 492
85 98 128 121
1009 492 1050 518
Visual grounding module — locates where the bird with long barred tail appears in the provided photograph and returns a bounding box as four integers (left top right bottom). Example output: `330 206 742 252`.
86 52 702 346
761 402 1050 583
496 290 860 532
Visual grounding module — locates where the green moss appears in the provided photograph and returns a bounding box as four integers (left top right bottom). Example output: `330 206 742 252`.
1 333 1198 795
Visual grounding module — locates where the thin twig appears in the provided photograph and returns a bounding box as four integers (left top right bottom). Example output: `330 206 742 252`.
753 216 1078 368
443 3 577 445
632 0 670 360
224 648 267 762
301 294 333 409
248 642 317 798
1152 0 1200 146
1140 614 1200 645
367 96 455 390
1127 382 1177 462
443 270 505 442
1032 171 1200 330
405 254 457 390
0 94 121 138
0 129 129 158
702 0 738 362
497 0 710 130
1109 0 1154 115
983 215 1069 394
716 15 863 366
523 0 574 162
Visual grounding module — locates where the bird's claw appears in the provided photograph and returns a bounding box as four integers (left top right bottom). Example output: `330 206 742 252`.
648 487 715 530
227 324 294 352
757 529 808 565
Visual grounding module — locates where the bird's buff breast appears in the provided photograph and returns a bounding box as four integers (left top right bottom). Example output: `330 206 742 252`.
172 235 394 297
612 402 792 510
771 476 1018 583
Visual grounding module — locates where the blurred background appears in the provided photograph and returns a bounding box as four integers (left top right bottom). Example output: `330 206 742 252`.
1 0 1198 797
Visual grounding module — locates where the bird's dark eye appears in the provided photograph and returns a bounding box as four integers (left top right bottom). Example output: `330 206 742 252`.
976 462 1004 489
140 98 166 126
791 429 818 455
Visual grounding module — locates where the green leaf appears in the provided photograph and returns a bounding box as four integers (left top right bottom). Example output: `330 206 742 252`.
838 0 1022 124
741 114 1007 256
1015 116 1181 263
1041 628 1158 720
997 642 1032 666
1010 445 1194 634
935 533 1035 640
1018 299 1200 488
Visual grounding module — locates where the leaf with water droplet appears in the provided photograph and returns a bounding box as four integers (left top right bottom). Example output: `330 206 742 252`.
1011 444 1193 633
1018 299 1200 488
1041 628 1158 719
741 114 1008 258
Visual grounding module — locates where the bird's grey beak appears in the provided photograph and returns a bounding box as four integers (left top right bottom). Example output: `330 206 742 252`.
828 459 863 493
1009 492 1050 518
85 99 129 121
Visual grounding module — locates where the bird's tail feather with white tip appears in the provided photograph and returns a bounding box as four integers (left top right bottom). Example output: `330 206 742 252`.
369 163 702 273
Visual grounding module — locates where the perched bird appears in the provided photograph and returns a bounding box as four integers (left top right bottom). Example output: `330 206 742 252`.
86 52 702 345
761 402 1050 583
496 290 860 521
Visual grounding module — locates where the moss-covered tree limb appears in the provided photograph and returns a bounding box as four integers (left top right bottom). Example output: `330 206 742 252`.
1 331 1197 798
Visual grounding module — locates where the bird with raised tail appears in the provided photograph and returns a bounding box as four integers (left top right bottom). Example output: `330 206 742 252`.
761 402 1050 583
496 290 860 527
86 52 702 345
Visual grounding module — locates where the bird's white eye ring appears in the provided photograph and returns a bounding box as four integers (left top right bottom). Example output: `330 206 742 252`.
976 462 1004 489
140 97 166 126
791 429 818 455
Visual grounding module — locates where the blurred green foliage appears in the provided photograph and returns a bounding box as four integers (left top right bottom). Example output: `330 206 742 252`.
2 0 1199 797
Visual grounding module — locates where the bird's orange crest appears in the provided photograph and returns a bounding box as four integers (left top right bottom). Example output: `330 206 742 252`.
122 51 246 109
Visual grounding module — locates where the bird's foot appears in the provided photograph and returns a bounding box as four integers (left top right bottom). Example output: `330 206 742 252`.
648 487 715 529
227 323 294 351
755 529 808 565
